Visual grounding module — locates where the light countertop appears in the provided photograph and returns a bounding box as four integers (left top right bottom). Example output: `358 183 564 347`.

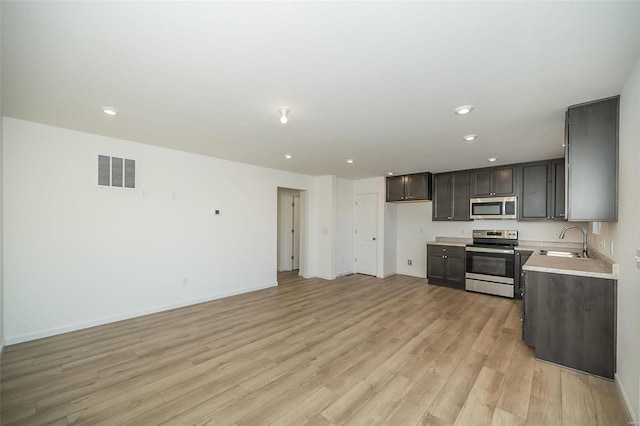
427 237 617 279
523 247 617 279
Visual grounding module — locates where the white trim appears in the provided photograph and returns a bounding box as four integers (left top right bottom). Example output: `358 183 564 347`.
380 272 396 278
315 274 336 281
398 272 426 279
0 339 5 357
615 373 638 425
5 282 277 345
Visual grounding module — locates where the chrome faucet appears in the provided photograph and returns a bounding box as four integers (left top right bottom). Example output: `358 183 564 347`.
559 226 588 257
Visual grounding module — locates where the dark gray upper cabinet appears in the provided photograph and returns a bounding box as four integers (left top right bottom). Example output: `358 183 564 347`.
432 171 470 221
551 159 566 219
518 159 566 221
386 176 405 202
470 166 517 197
386 172 432 202
566 96 619 221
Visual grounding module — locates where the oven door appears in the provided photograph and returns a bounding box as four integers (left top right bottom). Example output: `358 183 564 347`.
465 246 515 283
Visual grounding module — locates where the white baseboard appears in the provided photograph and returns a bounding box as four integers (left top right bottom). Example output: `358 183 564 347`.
315 274 336 280
615 373 638 425
0 339 5 357
396 271 427 279
5 282 277 345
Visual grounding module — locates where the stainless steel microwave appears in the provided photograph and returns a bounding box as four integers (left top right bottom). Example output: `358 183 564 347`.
470 196 517 220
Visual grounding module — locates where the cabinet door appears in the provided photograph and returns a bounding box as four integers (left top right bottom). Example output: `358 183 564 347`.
520 162 550 220
451 171 471 220
470 169 493 197
514 250 533 299
444 247 466 288
531 272 616 379
522 270 537 347
427 250 446 282
386 176 405 202
493 166 516 196
432 173 453 220
551 159 566 220
405 173 430 201
566 96 618 221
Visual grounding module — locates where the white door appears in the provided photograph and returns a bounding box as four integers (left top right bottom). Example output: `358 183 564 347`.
292 195 300 270
355 193 378 276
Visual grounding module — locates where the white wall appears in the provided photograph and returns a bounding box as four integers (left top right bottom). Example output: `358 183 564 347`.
589 58 640 421
312 175 336 280
2 118 320 344
277 188 301 272
335 177 354 277
396 202 588 278
384 202 397 277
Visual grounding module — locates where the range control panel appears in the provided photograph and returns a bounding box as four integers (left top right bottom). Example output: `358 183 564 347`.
472 230 518 240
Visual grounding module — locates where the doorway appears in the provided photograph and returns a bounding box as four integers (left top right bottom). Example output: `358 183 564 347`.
277 187 305 278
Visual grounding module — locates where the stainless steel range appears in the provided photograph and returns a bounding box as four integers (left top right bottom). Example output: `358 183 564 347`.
465 230 518 298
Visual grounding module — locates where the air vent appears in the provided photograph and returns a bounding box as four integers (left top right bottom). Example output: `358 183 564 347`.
98 155 135 188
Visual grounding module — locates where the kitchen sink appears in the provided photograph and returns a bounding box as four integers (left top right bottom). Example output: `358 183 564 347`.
539 250 588 258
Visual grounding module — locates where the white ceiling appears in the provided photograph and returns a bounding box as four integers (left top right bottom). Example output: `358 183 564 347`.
3 1 640 179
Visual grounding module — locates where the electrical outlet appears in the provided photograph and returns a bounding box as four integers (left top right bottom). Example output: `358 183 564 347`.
407 259 413 266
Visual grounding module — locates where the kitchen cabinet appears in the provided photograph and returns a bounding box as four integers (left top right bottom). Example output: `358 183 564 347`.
432 171 471 221
514 249 533 299
470 165 517 197
566 96 619 221
426 244 465 289
518 159 565 221
386 172 433 202
522 270 616 379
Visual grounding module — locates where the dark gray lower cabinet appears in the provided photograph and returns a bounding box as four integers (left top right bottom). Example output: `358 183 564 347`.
523 270 616 379
514 250 532 300
426 244 465 289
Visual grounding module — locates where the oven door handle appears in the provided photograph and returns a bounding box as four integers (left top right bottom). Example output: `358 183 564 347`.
466 247 514 254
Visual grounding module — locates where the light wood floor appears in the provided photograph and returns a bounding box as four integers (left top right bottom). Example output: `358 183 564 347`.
0 272 630 425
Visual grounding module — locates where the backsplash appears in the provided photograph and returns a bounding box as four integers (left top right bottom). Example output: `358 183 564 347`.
395 202 589 278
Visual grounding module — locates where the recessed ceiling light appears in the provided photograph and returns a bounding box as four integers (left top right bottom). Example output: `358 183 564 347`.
284 154 292 159
387 172 394 176
454 105 474 115
346 159 354 164
101 106 119 116
463 134 477 141
487 157 498 162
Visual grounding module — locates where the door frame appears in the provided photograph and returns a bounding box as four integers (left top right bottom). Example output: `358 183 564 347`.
277 187 307 278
